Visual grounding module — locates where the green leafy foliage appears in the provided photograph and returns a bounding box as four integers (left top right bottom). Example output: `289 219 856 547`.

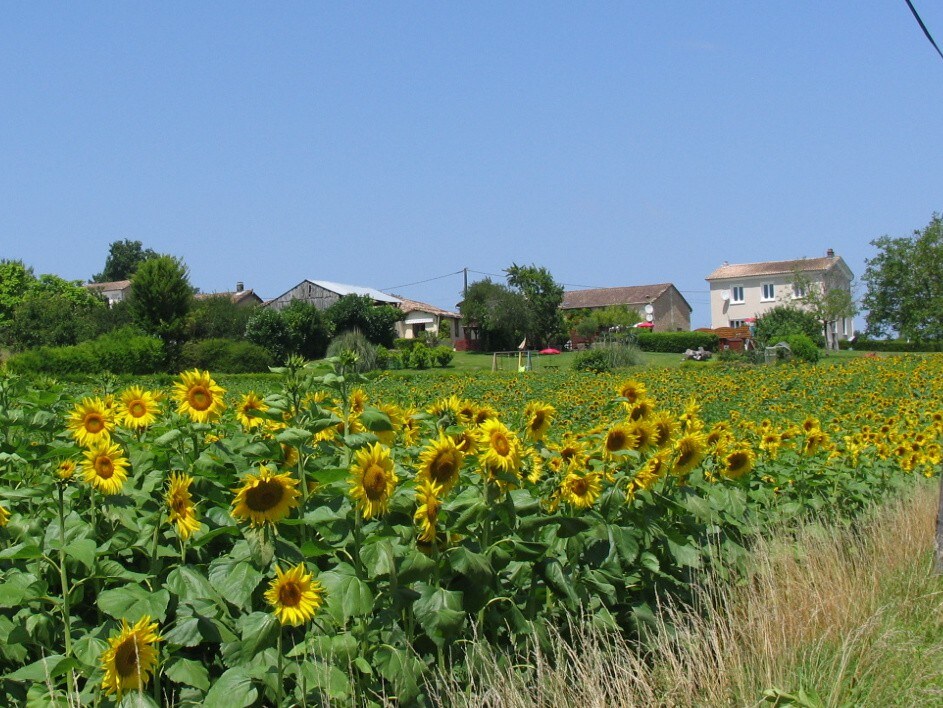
633 331 719 353
179 338 273 373
754 305 824 348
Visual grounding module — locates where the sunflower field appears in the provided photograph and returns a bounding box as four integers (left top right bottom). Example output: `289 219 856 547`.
0 353 941 705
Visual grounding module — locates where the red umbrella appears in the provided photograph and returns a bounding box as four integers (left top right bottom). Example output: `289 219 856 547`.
634 321 654 328
539 348 561 355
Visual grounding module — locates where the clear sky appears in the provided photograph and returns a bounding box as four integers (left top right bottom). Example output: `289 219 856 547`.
3 3 942 327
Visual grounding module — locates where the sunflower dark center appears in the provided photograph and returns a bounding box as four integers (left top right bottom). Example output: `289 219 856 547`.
188 386 212 411
246 479 284 511
96 456 115 479
531 412 546 429
430 452 457 484
114 639 139 677
278 581 302 607
363 464 388 500
85 415 104 433
129 401 147 418
571 478 589 497
491 432 510 457
171 494 189 515
606 431 626 451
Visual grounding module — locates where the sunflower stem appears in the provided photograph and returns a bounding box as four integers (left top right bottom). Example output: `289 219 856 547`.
352 512 365 579
276 628 284 705
56 484 73 656
149 509 164 575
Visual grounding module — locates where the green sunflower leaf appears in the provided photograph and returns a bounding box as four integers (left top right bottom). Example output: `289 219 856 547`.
412 585 465 647
203 667 257 708
97 585 170 623
319 569 374 622
165 657 211 691
207 556 263 611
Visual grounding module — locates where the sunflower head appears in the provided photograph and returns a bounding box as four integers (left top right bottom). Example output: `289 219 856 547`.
82 441 130 495
231 467 301 526
479 419 522 474
602 423 638 460
617 380 648 405
560 470 603 509
414 478 443 543
119 386 161 430
0 504 9 527
100 616 162 697
722 446 756 480
418 431 464 493
236 392 269 430
523 401 556 442
264 563 325 626
166 473 200 540
349 443 399 520
173 369 226 423
672 432 708 477
56 459 77 481
67 396 114 447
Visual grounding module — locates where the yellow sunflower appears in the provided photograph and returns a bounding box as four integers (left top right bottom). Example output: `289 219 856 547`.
264 563 325 626
231 467 301 526
651 412 678 449
0 504 9 527
721 446 756 480
349 443 399 520
82 441 130 495
165 473 200 540
671 432 707 477
56 459 77 481
118 386 161 430
559 470 603 509
67 396 114 447
236 392 268 430
100 615 162 698
627 452 670 499
414 478 443 543
617 380 648 405
523 401 556 442
479 419 521 473
417 431 464 493
602 423 638 460
172 369 226 423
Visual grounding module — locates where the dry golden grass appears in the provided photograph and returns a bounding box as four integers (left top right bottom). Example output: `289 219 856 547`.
432 482 943 707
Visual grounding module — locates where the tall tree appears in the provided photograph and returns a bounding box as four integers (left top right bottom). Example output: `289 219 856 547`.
505 263 565 348
92 239 160 283
792 270 858 350
863 214 943 341
458 278 530 351
326 295 402 348
128 255 193 359
0 260 36 325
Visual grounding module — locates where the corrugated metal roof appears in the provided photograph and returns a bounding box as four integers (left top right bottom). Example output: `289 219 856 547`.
310 280 402 304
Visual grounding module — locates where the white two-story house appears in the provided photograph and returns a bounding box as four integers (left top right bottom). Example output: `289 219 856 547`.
705 250 855 344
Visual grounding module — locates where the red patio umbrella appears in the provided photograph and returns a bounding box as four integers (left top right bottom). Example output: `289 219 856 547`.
634 321 654 328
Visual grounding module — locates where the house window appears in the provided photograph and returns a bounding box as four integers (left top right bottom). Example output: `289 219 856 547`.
761 283 775 301
729 319 746 328
792 283 807 299
731 286 745 303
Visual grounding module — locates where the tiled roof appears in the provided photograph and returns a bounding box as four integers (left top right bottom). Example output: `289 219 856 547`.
706 256 842 281
85 280 131 291
389 295 459 318
195 289 262 305
561 283 673 310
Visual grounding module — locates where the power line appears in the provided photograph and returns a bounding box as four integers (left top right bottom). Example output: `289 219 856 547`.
381 270 464 292
904 0 943 61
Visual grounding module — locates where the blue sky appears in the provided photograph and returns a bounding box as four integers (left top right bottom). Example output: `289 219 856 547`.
3 3 942 327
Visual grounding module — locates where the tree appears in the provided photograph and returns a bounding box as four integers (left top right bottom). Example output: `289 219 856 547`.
128 256 193 360
505 263 565 348
326 295 403 348
792 270 857 350
5 275 106 351
188 295 257 341
564 305 642 342
0 260 36 326
863 214 943 341
753 304 824 348
92 239 160 283
245 307 293 364
282 300 333 360
458 278 531 351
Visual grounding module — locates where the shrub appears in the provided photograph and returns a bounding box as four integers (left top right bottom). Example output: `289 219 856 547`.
179 338 273 373
326 330 379 372
634 331 719 353
782 334 820 363
754 305 825 348
6 327 165 376
838 339 943 352
408 345 431 370
432 346 454 367
572 348 611 373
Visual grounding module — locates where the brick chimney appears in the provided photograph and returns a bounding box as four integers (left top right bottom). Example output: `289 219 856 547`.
826 248 834 258
236 282 244 292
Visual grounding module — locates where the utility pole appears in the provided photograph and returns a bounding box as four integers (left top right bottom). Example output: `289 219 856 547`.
463 267 468 300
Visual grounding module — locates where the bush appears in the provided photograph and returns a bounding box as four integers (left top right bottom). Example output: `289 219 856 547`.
572 348 612 373
782 334 820 363
7 327 165 376
326 330 379 372
179 338 273 373
408 345 431 370
634 331 719 353
754 305 824 348
432 345 454 367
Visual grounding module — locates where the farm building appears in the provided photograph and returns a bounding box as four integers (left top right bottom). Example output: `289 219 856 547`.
390 296 462 342
194 282 263 307
265 280 402 311
84 280 131 307
561 283 692 332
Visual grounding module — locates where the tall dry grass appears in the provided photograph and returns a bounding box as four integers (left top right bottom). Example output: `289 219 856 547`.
432 482 943 707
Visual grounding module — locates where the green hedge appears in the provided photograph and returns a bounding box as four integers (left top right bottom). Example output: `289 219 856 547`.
6 327 165 376
839 339 943 352
633 331 719 353
178 338 274 373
